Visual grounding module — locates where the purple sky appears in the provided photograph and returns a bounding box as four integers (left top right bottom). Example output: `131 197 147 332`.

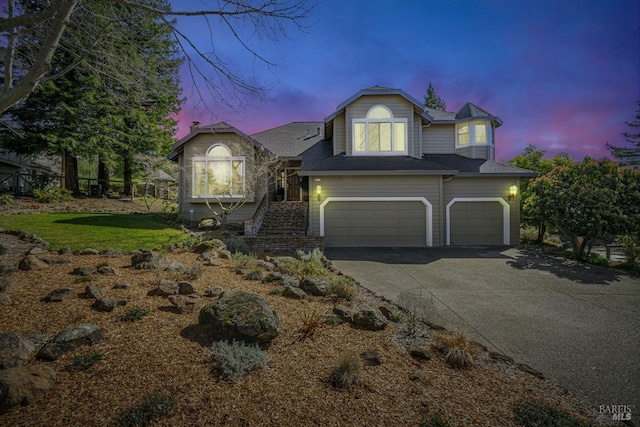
172 0 639 161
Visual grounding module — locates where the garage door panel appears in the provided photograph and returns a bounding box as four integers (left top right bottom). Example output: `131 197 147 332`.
325 201 426 247
450 201 504 245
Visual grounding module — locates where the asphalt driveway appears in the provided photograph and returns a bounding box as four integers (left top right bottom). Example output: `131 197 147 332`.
325 246 640 414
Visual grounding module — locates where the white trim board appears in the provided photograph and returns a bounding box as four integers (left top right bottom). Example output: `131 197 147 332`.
319 196 433 247
445 197 510 245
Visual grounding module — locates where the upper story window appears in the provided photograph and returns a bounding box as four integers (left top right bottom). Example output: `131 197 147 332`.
352 105 408 155
456 120 492 147
192 143 245 197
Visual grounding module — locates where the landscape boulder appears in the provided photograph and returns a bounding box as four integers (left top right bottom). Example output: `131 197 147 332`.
282 286 307 299
168 294 204 314
262 272 300 287
28 247 48 255
0 365 56 414
193 239 226 254
409 347 432 361
333 304 355 322
18 256 49 271
256 260 275 271
37 324 103 361
165 260 185 272
0 293 9 304
300 277 330 296
131 251 165 270
198 291 281 344
0 278 19 292
97 266 119 276
353 308 388 331
361 349 382 366
203 286 224 298
73 266 96 276
85 285 106 300
92 297 126 312
0 331 35 369
44 288 76 303
113 281 133 290
155 279 178 296
178 281 197 295
79 248 100 255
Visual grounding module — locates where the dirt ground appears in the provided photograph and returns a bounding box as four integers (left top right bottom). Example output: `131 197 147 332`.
0 198 600 426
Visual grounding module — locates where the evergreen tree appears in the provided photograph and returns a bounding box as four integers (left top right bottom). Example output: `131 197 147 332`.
423 82 446 111
607 101 640 166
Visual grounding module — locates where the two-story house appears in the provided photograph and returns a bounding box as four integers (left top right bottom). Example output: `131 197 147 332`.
170 86 535 248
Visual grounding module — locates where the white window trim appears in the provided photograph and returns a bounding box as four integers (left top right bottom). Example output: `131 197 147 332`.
319 196 432 246
192 144 246 198
445 197 510 245
352 104 409 156
455 121 493 148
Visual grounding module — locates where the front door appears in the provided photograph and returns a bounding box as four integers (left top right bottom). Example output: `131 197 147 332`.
285 169 300 201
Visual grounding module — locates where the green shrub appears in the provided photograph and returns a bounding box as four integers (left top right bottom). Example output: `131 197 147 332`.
69 352 104 372
113 391 176 427
244 268 266 281
330 353 362 389
325 314 341 326
421 413 451 427
620 234 639 264
296 248 324 263
121 306 149 322
231 252 259 269
327 275 358 301
513 400 589 427
588 252 609 267
224 235 249 254
184 263 204 280
209 340 268 382
32 187 73 203
0 194 14 205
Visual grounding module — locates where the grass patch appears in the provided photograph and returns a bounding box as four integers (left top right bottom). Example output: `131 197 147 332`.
330 353 362 389
121 306 150 322
113 391 176 427
0 213 189 251
68 352 104 372
513 400 589 427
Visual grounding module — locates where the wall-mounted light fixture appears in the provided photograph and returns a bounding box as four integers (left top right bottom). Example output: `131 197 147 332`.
508 185 518 201
316 185 322 201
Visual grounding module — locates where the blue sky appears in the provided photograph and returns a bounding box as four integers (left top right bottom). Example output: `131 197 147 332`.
172 0 639 160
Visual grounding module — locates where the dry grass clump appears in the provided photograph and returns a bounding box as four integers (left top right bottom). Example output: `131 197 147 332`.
231 252 259 269
327 275 358 301
299 305 326 338
432 331 479 369
330 353 363 389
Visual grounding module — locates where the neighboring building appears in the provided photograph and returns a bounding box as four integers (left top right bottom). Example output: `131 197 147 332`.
0 151 60 194
170 86 535 248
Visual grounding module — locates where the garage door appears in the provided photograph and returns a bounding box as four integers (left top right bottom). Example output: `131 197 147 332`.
450 201 504 245
324 201 427 246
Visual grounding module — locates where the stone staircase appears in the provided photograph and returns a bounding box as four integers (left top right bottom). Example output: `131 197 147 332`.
258 201 308 236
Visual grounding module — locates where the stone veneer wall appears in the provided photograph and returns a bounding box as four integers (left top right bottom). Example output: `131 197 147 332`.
244 235 324 255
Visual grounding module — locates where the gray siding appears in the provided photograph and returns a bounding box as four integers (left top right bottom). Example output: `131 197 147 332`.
423 124 455 154
455 145 494 160
179 133 265 223
333 112 346 155
343 95 418 158
308 175 441 246
442 177 520 245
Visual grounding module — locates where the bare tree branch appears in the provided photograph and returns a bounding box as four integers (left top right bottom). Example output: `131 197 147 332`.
0 0 60 32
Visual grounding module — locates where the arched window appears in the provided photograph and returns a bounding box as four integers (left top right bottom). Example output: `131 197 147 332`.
352 104 407 155
193 143 245 197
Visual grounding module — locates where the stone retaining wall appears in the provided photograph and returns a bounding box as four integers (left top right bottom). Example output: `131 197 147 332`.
245 235 324 255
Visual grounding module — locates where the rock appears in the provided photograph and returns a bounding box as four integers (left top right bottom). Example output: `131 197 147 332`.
353 308 388 331
218 249 232 260
0 293 10 304
256 260 275 271
39 258 72 265
58 247 72 255
0 331 35 369
262 272 300 287
97 266 119 276
282 286 307 299
73 266 96 276
361 349 382 366
333 304 355 322
44 288 76 302
168 294 204 314
79 248 100 255
156 279 178 296
409 371 426 382
91 298 126 312
198 291 281 344
178 281 196 295
378 306 393 320
197 218 219 229
193 239 226 254
300 277 330 296
203 286 224 298
28 247 48 255
0 278 19 292
37 324 103 361
269 256 297 268
113 281 133 290
0 365 56 414
131 251 165 270
85 285 106 299
409 347 432 361
165 260 185 272
208 259 223 267
18 256 49 271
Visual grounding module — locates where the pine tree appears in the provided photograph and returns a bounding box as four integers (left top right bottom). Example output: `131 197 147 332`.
607 101 640 166
423 82 447 111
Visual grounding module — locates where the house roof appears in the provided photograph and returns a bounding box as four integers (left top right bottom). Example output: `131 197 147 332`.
422 154 537 177
169 122 269 161
298 154 456 176
455 102 503 126
250 121 324 158
324 86 435 123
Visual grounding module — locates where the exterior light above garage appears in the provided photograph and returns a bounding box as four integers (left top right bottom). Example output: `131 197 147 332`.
508 185 518 200
316 185 322 201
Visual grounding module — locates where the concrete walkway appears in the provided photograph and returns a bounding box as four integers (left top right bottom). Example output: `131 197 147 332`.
325 246 640 414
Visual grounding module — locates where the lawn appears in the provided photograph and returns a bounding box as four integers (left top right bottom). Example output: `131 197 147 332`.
0 213 189 251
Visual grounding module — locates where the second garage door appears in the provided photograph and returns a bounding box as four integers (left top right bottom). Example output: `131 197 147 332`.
449 201 504 245
324 200 427 247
